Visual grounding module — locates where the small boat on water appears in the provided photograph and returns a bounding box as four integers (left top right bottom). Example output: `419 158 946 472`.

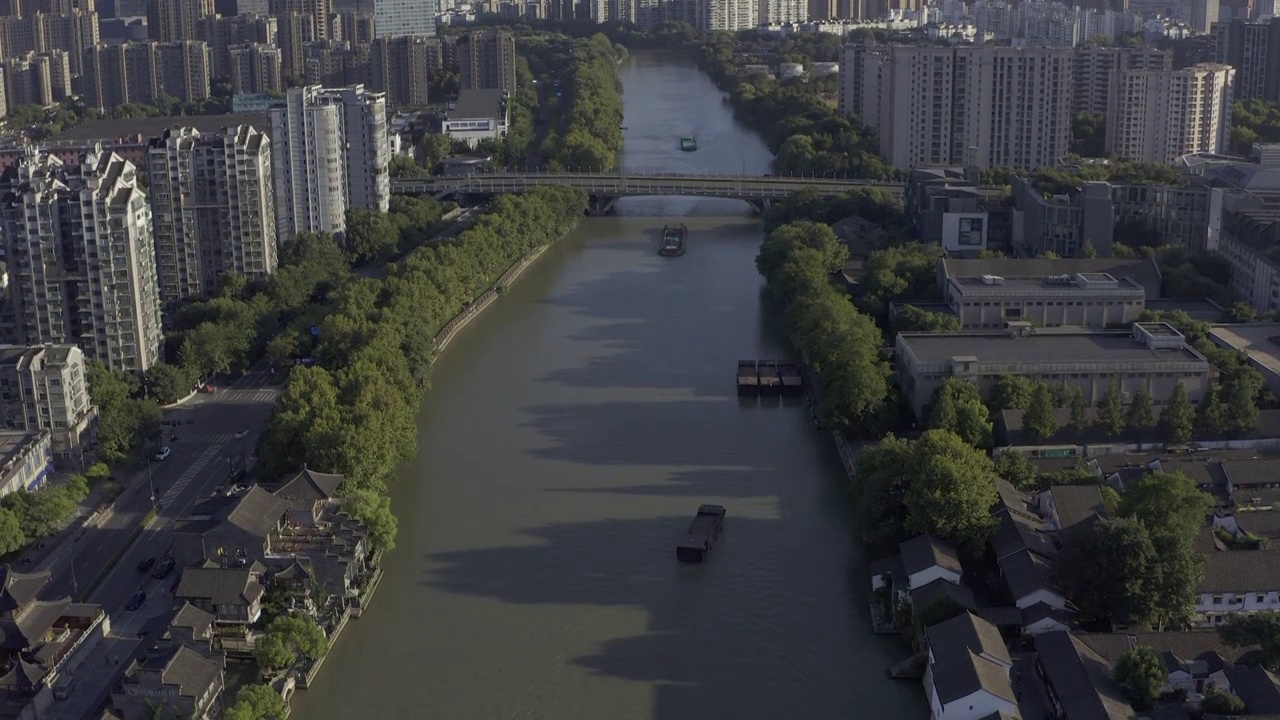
659 223 687 256
680 136 697 152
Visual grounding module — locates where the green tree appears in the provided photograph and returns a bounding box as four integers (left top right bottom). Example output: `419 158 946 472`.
1126 382 1154 437
1197 382 1226 436
1223 365 1262 435
1069 386 1089 433
417 133 453 171
1113 646 1166 709
256 615 328 670
1219 612 1280 670
1058 516 1159 625
144 362 196 405
0 508 25 555
1202 688 1246 715
855 430 999 552
1097 379 1125 437
991 376 1035 411
894 304 961 333
344 209 400 266
224 683 288 720
994 451 1038 490
1119 471 1212 541
1158 380 1195 444
755 221 848 285
342 489 399 552
926 378 992 448
1079 239 1099 258
1023 383 1058 443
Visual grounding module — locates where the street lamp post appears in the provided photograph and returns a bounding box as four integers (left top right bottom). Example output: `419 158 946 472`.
147 460 157 510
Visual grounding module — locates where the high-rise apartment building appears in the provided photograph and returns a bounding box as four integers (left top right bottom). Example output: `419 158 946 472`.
702 0 756 30
1213 17 1280 102
276 11 317 78
0 9 98 74
303 38 368 86
146 0 214 41
269 84 389 242
1 148 162 373
757 0 806 24
268 0 330 37
1106 63 1235 164
0 344 95 460
1 50 71 107
333 10 374 44
147 126 277 306
458 28 515 95
371 0 434 37
370 34 428 107
81 39 212 108
859 45 1073 171
1072 45 1172 116
195 12 276 78
229 42 282 93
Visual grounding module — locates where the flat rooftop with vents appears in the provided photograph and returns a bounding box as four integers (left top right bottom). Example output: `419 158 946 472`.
941 262 1150 330
896 322 1211 418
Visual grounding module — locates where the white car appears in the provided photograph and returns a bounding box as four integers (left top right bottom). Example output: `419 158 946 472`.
155 446 172 461
234 429 249 440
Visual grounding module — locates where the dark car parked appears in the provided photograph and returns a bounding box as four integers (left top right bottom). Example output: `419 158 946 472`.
125 590 146 611
151 558 175 579
136 556 156 573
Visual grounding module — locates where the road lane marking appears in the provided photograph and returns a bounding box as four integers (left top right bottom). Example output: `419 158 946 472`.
159 446 224 506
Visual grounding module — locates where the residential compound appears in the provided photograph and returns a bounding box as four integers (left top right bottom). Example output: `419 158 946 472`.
0 344 95 461
0 147 163 373
458 28 517 96
840 43 1234 169
269 84 389 241
146 125 277 306
895 321 1212 418
81 40 214 109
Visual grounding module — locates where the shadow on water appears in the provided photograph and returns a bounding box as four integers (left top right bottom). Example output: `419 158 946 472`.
422 510 918 720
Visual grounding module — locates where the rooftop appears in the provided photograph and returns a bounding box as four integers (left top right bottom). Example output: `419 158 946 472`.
1209 324 1280 381
940 257 1162 294
900 534 962 578
125 643 222 701
927 611 1011 667
174 567 263 607
450 89 505 120
899 330 1207 366
51 114 273 143
1198 548 1280 594
1033 631 1135 720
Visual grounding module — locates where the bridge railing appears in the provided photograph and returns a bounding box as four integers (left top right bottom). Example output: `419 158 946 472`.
392 169 905 183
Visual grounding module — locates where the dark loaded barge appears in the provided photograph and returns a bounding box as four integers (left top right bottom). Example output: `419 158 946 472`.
659 223 687 256
735 360 804 395
736 360 759 394
677 504 726 563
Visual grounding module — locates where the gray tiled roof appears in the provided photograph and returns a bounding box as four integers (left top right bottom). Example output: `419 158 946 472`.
932 650 1016 705
900 534 963 578
1223 666 1280 714
274 469 344 503
1034 631 1136 720
1000 547 1059 603
928 611 1011 666
1047 485 1108 535
0 566 50 615
912 578 976 611
1076 631 1255 671
0 598 70 651
168 603 215 636
1197 549 1280 594
223 486 290 539
127 644 222 700
174 567 263 607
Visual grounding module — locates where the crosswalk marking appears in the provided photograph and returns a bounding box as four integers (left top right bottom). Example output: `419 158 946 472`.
215 389 280 403
159 445 224 506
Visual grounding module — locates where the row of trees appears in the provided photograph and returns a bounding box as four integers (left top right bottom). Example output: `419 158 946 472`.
755 221 892 431
0 474 90 555
254 186 590 552
523 33 625 171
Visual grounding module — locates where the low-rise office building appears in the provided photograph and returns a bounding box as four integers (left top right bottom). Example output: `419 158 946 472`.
0 344 95 463
938 257 1163 330
442 89 508 148
895 322 1212 419
0 430 51 497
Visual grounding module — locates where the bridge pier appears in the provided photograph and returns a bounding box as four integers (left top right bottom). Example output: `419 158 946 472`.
586 196 619 216
746 198 771 215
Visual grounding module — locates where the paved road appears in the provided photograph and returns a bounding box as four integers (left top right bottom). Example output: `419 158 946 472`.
42 369 282 720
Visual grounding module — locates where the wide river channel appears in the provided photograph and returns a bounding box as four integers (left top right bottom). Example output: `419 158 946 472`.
292 50 926 720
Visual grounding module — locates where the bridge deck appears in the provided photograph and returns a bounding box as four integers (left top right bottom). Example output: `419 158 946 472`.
390 172 906 200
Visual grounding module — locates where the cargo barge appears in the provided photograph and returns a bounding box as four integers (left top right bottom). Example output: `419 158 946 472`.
680 136 697 152
777 362 804 395
659 223 687 257
757 361 782 394
736 361 758 394
677 504 726 563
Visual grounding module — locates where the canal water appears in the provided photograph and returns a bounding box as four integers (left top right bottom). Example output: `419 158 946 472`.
292 50 925 720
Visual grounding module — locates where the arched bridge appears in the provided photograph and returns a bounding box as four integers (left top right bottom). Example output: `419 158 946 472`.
390 171 905 214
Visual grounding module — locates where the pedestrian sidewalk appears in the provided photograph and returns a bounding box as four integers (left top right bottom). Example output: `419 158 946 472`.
45 633 142 720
